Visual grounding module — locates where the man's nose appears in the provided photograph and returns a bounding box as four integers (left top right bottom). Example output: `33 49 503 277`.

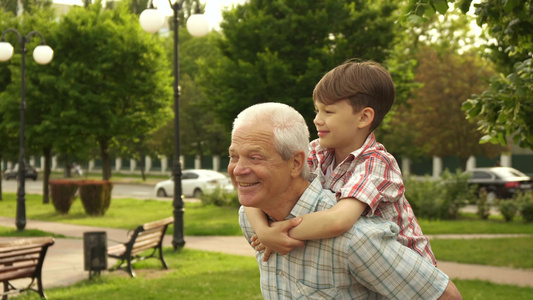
231 160 251 176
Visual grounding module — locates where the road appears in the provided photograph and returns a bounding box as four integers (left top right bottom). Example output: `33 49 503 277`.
1 178 164 200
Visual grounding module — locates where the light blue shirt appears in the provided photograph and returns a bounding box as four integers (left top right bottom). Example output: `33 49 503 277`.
239 178 449 299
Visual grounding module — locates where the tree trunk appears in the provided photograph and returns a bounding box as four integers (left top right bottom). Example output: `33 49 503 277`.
99 138 112 180
42 147 52 204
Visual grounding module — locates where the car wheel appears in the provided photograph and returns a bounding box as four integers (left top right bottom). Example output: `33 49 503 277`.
157 188 168 197
32 176 38 181
193 188 203 199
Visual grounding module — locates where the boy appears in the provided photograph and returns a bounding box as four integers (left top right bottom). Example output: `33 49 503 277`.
244 60 436 266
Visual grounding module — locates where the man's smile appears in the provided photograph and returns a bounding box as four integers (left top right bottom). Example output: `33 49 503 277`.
239 182 259 187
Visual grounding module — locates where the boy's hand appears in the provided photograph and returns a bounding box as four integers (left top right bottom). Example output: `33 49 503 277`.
250 218 305 261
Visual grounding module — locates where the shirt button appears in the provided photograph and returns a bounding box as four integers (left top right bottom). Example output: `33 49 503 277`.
277 270 283 276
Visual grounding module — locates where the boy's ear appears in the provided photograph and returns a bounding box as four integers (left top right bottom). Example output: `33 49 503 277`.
290 150 306 178
357 107 374 129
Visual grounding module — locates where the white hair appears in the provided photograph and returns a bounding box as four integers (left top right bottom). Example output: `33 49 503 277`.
232 102 310 179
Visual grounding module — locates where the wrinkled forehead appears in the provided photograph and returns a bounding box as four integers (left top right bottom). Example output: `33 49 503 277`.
229 125 274 153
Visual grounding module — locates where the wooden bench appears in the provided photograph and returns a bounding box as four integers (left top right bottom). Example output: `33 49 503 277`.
107 217 173 277
0 237 55 300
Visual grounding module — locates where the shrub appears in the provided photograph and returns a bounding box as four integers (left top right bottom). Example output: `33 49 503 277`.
439 170 475 219
78 180 114 216
498 199 518 222
49 180 78 214
476 188 491 220
404 175 442 220
200 187 240 208
404 170 474 220
516 191 533 222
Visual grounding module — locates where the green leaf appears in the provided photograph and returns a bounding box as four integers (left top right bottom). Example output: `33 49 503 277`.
407 14 426 24
458 0 473 13
503 0 518 13
479 135 493 144
431 0 449 14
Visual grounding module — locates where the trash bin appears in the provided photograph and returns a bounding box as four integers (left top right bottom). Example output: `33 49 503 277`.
83 231 107 278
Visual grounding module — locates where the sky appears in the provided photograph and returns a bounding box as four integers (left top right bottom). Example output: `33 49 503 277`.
52 0 248 30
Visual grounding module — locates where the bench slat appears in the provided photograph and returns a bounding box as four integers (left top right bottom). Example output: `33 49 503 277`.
107 217 173 277
0 237 54 299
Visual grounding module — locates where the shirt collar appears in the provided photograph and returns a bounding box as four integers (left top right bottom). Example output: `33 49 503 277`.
287 178 329 219
315 132 376 166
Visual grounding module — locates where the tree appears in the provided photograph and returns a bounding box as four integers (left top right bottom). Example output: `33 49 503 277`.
43 0 172 180
403 47 505 170
403 0 533 150
0 4 58 203
199 0 400 134
380 5 481 160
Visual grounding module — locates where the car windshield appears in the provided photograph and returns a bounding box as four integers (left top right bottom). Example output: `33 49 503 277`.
493 168 528 178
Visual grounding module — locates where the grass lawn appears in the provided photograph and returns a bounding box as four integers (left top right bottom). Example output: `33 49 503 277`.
2 192 533 298
0 193 241 236
6 248 533 300
11 248 263 300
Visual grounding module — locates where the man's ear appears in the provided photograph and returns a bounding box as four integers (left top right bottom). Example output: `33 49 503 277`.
357 107 374 129
290 151 306 178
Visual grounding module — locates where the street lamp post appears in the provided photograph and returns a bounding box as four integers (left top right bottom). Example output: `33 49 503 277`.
0 29 54 231
140 0 209 249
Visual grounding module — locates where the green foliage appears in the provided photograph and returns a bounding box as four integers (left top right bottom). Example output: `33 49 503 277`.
42 1 171 179
404 176 443 220
199 0 400 134
405 170 474 220
440 170 477 219
49 180 79 214
200 187 239 208
463 58 533 149
515 191 533 222
402 0 533 151
476 188 491 220
78 180 113 216
498 199 518 222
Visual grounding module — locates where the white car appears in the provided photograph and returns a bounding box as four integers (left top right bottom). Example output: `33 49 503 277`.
154 169 234 198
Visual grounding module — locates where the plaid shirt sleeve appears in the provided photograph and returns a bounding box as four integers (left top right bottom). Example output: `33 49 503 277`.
339 155 405 216
345 217 449 299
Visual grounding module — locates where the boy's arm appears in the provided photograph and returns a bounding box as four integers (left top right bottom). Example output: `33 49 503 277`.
243 206 304 254
288 197 367 240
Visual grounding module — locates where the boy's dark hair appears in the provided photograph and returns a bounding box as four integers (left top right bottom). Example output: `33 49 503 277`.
313 60 395 132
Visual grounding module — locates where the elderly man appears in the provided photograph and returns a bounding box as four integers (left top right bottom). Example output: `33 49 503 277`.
228 102 461 299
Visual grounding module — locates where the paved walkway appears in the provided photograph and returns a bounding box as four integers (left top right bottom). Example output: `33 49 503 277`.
1 217 533 290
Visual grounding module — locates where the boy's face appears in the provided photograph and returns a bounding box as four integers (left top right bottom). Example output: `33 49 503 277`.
313 100 369 152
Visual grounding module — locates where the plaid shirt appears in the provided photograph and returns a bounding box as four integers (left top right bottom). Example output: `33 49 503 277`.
308 133 437 266
239 178 449 299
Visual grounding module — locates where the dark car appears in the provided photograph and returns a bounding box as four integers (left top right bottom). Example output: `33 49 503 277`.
4 163 39 181
467 167 532 200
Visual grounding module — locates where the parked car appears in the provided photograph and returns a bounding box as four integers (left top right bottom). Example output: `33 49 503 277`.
466 167 533 200
154 169 234 198
4 163 39 181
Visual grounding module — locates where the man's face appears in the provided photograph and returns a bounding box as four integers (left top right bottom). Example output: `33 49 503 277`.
228 124 294 210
